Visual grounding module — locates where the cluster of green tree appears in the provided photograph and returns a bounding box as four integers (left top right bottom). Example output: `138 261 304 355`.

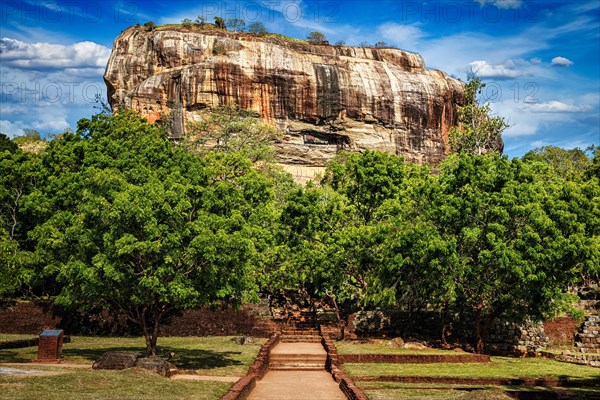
178 16 267 34
284 147 598 352
1 107 598 356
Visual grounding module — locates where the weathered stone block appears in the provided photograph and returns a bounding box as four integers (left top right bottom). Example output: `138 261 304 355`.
93 351 141 370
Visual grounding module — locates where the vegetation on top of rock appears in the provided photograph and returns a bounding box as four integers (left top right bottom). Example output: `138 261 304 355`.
225 18 246 32
449 75 508 155
143 21 156 31
214 16 225 29
248 21 267 34
185 105 281 162
307 31 327 44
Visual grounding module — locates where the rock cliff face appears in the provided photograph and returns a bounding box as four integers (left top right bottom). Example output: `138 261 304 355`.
104 27 465 175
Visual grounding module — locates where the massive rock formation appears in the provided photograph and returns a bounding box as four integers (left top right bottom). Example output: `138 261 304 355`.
104 27 466 178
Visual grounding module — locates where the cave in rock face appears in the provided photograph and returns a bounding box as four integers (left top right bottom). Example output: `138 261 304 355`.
104 27 470 180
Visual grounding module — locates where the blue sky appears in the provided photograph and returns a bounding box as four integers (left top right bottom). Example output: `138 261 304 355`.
1 0 598 157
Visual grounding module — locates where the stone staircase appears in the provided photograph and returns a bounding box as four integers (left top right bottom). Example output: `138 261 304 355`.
269 349 327 371
280 328 322 343
269 329 327 371
575 315 600 352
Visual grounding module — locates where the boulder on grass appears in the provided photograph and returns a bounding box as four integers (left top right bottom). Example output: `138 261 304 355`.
403 342 428 350
134 356 177 377
231 336 254 345
92 351 141 370
388 337 405 348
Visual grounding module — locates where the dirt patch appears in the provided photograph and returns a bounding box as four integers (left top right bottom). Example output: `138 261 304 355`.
544 317 579 347
0 366 59 377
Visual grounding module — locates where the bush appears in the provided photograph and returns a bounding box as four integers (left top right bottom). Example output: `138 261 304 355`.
214 16 225 29
226 18 245 32
181 18 193 28
248 21 267 35
307 31 326 44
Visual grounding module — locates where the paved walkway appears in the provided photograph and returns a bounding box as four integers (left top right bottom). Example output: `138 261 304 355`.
270 342 325 356
246 341 346 400
247 370 346 400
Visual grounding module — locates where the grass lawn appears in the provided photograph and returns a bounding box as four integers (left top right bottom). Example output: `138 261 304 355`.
0 367 230 400
363 387 513 400
0 336 265 376
0 334 37 342
362 386 556 400
346 355 600 399
360 383 600 400
0 335 267 400
344 356 600 382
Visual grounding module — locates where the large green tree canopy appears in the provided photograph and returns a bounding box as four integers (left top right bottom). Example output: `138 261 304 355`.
31 111 275 355
1 106 597 356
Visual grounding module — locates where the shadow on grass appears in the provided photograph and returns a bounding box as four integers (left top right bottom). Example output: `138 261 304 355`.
0 348 37 363
63 347 244 370
162 346 243 370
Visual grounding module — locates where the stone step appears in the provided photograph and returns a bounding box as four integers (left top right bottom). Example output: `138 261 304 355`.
280 336 322 343
269 354 327 365
270 354 327 362
270 358 326 369
281 329 320 336
269 365 325 371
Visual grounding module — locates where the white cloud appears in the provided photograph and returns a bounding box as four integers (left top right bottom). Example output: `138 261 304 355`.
0 38 110 71
529 140 547 148
0 37 107 137
492 96 596 138
468 60 526 78
526 101 591 113
551 56 573 66
378 23 425 51
0 120 25 138
476 0 523 9
477 0 523 9
0 101 76 137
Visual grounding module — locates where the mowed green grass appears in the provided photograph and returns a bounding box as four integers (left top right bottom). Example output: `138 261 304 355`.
341 341 600 399
360 383 600 400
0 334 37 342
344 356 600 381
0 367 231 400
363 386 514 400
0 336 265 376
0 336 267 400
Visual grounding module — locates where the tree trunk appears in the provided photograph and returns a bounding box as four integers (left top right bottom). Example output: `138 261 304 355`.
310 297 317 330
474 307 483 354
440 304 450 345
481 314 493 354
474 308 492 354
150 310 162 355
329 293 345 340
140 308 154 356
140 307 162 356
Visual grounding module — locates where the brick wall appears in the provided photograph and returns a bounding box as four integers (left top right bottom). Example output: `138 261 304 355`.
347 310 549 356
0 301 277 337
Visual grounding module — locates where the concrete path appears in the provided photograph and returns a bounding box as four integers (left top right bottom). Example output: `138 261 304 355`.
246 341 346 400
247 370 346 400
